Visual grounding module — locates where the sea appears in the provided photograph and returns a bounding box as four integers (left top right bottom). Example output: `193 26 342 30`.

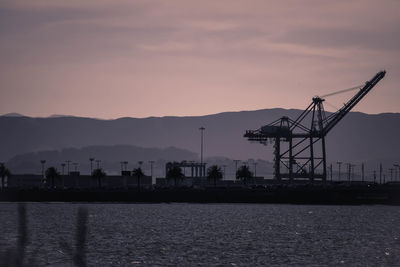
0 203 399 266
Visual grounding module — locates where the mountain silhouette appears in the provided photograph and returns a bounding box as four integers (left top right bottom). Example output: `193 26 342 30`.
0 108 399 166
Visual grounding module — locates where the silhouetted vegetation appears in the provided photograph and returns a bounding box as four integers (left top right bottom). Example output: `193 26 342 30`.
45 167 59 189
132 167 144 192
207 165 223 187
166 165 184 186
236 165 253 185
0 163 11 189
92 168 106 188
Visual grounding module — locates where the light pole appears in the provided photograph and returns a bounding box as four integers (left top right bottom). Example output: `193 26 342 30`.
346 163 351 182
222 165 227 179
330 163 333 181
89 158 95 174
40 160 46 177
73 163 78 172
361 163 365 182
61 163 66 175
96 160 101 169
123 161 128 171
234 160 240 178
253 162 258 177
199 127 205 176
337 162 342 181
66 160 71 175
149 161 155 177
394 164 399 181
389 168 394 182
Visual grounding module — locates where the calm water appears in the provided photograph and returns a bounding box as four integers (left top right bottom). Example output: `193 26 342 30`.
0 203 400 266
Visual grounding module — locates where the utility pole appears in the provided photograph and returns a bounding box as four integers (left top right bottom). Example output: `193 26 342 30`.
330 163 333 181
380 163 383 184
361 162 365 182
394 164 399 181
347 163 351 182
89 157 95 174
253 162 258 177
66 160 71 175
373 170 377 183
389 168 394 182
337 162 342 181
61 163 65 175
234 160 240 178
40 160 46 177
199 127 205 176
149 161 155 177
73 163 78 172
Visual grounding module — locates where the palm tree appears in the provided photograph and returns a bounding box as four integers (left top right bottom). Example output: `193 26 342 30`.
0 163 11 189
166 165 184 186
45 166 60 188
132 167 144 192
207 165 223 187
92 168 106 188
236 165 253 185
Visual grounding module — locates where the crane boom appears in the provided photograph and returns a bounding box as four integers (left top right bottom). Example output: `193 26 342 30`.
244 70 386 182
323 70 386 134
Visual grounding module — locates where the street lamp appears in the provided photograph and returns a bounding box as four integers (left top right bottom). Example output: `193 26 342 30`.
40 160 46 177
89 157 95 174
234 160 240 177
66 160 71 175
337 162 342 181
73 163 78 172
149 161 155 177
394 164 399 181
61 163 66 175
253 162 258 177
199 127 205 176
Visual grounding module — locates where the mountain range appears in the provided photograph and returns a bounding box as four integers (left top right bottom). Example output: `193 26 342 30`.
1 108 399 173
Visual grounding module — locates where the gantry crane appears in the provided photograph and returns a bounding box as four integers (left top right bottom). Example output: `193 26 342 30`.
244 71 386 182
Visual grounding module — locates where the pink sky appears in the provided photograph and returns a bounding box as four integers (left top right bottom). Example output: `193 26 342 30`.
0 0 399 119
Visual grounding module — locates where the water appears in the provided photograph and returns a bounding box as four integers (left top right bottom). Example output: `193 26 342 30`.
1 203 400 266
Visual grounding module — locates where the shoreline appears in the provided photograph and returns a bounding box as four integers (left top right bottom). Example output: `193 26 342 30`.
1 183 400 205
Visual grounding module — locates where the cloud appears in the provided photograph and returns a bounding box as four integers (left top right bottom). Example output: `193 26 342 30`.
0 0 399 118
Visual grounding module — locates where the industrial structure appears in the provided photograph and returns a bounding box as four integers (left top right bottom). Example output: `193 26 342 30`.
244 71 386 182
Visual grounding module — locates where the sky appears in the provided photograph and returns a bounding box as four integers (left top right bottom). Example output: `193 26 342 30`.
0 0 399 119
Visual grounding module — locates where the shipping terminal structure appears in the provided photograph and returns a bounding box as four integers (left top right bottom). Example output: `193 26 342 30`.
244 71 386 182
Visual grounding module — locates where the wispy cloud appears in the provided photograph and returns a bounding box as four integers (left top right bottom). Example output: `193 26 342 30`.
0 0 399 118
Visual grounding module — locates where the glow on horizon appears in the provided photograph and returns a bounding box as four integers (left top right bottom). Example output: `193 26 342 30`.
0 0 399 119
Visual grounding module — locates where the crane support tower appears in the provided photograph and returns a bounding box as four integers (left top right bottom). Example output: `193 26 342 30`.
244 71 386 182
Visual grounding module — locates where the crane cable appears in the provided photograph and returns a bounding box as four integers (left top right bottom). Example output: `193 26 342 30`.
320 85 362 98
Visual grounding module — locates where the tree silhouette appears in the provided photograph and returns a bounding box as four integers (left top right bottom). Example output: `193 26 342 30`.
45 167 60 188
92 168 106 188
166 165 184 186
0 163 11 189
236 165 253 185
132 167 144 192
207 165 223 187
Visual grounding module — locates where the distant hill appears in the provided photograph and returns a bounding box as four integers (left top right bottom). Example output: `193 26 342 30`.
6 145 197 175
0 108 399 168
1 112 25 117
